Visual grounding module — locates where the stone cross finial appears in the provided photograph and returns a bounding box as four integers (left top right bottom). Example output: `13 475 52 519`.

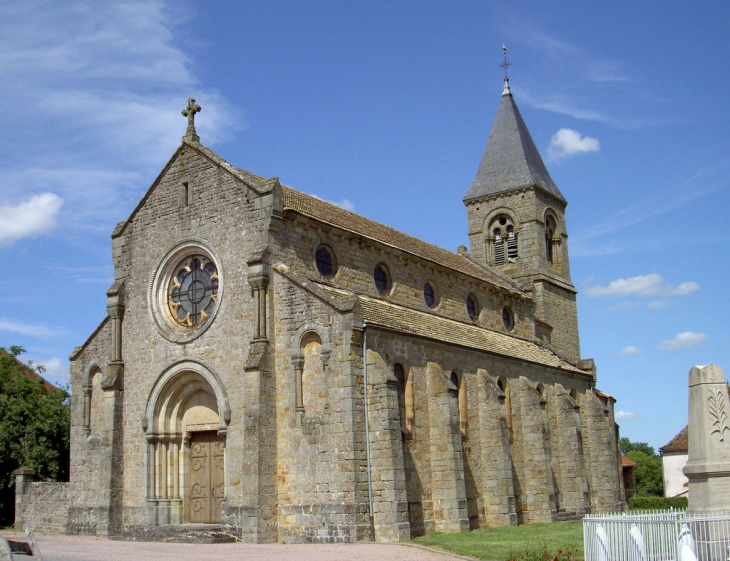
181 98 201 142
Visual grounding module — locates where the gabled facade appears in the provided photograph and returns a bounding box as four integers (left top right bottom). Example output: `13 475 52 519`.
65 86 623 543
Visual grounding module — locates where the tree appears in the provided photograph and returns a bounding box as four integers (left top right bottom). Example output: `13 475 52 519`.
620 437 656 457
0 347 70 525
621 437 664 496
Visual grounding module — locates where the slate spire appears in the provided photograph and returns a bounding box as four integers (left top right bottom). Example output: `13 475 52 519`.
463 77 565 204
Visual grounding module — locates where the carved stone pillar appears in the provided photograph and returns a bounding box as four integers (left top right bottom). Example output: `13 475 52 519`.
104 280 125 391
82 382 92 434
247 260 270 342
291 354 305 424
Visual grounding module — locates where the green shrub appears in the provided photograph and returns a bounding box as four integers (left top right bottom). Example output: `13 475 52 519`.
628 495 688 510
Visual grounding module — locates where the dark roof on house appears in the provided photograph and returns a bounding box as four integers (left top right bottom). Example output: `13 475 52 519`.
282 186 526 296
660 425 688 454
464 91 566 204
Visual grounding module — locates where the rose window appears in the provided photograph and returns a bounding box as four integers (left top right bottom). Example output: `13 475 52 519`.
167 255 219 328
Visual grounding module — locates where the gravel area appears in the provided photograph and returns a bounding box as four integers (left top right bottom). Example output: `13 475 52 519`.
1 533 467 561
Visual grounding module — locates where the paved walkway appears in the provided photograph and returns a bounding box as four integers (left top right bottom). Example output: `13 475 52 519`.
2 533 466 561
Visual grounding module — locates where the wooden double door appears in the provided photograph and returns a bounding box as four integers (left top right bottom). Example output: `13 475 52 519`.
189 431 225 523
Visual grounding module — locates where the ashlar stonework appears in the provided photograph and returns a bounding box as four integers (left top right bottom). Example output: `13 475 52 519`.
35 83 624 542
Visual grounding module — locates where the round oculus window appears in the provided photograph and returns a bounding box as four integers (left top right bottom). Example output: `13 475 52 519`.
315 245 336 279
466 294 479 320
168 255 218 328
502 306 515 331
373 264 392 295
149 241 223 343
423 282 437 308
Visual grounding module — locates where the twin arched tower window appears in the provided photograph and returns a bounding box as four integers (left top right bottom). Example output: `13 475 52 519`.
490 215 518 266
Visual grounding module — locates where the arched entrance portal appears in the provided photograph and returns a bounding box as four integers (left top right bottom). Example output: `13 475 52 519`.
143 360 230 525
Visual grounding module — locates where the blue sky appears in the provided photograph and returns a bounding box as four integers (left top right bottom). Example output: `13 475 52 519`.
1 0 728 451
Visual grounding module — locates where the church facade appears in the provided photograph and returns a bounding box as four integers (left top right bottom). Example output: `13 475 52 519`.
67 79 624 543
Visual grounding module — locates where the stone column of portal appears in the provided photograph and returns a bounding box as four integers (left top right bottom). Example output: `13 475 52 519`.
684 364 730 512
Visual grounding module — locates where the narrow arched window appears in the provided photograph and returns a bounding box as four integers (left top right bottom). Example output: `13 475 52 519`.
394 363 413 439
451 371 468 439
498 377 513 444
545 214 557 264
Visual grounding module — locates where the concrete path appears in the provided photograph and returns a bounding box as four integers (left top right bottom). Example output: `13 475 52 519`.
2 533 468 561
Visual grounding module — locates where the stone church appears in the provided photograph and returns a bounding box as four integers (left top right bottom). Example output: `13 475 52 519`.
66 74 624 543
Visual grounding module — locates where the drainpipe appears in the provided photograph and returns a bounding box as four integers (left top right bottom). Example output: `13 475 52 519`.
362 321 375 539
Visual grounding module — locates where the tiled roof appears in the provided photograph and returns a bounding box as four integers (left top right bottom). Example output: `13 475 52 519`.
464 93 565 204
621 455 637 468
0 350 64 393
358 296 586 373
282 187 525 296
660 425 688 454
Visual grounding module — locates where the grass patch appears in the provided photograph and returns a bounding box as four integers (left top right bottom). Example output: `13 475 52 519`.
412 522 583 560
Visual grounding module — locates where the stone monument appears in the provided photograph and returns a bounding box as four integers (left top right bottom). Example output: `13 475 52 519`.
684 364 730 512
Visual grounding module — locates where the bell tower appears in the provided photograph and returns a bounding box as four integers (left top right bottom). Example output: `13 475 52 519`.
464 51 581 363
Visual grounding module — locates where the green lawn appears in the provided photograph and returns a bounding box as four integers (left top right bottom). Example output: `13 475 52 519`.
412 522 584 560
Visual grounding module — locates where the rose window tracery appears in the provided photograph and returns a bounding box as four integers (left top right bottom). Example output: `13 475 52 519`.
167 255 219 328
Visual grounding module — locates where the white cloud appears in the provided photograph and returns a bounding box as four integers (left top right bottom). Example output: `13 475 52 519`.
0 193 63 246
39 357 70 384
585 273 699 298
657 331 708 351
0 0 242 241
618 346 642 356
615 410 639 421
547 128 599 161
646 300 668 310
310 194 355 212
0 318 63 337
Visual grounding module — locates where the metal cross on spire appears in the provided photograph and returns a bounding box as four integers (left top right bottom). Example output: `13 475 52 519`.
181 98 202 142
499 44 512 96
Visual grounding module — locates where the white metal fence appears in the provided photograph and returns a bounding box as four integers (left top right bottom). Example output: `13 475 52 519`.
584 510 730 561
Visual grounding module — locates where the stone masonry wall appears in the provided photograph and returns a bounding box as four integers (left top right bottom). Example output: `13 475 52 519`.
363 326 615 535
280 214 536 341
14 470 69 535
272 272 370 543
68 318 112 535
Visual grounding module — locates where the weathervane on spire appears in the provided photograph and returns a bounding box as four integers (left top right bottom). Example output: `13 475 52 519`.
181 98 201 142
499 44 512 96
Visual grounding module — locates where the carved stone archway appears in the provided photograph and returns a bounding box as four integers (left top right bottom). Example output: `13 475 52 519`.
143 360 230 525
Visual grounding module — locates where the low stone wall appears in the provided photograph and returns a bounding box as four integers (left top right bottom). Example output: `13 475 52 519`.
14 468 69 534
